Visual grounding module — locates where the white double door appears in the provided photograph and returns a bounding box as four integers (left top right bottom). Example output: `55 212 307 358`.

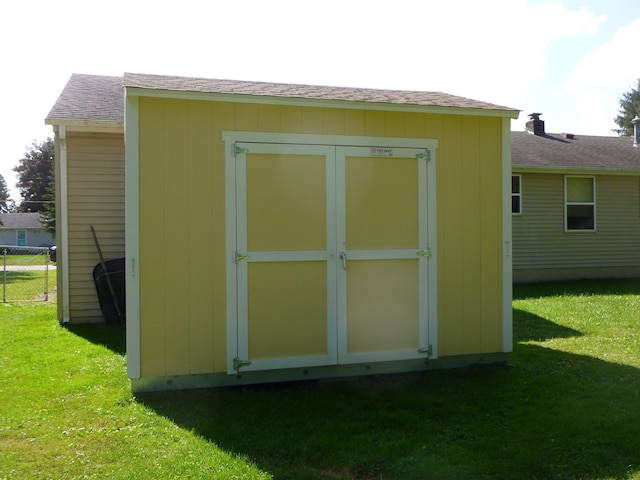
227 141 435 373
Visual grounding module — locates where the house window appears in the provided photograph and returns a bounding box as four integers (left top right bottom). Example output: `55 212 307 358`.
512 175 521 214
565 176 595 231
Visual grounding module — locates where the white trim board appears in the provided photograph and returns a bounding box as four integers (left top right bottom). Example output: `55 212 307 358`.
125 94 141 380
223 131 438 150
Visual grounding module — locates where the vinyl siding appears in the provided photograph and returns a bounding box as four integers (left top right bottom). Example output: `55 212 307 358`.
513 172 640 282
66 132 125 321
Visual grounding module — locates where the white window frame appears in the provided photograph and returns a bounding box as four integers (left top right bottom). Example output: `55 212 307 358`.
564 175 596 232
512 174 522 215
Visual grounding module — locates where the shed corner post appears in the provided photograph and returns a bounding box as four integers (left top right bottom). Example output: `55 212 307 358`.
501 116 514 353
125 92 141 379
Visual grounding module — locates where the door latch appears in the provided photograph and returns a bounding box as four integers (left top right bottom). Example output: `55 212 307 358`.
340 252 347 270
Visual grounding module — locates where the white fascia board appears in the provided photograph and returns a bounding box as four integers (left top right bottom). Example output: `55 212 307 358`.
124 86 520 119
44 119 124 134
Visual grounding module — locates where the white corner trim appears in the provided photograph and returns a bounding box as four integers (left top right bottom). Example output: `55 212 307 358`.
125 94 141 379
58 126 70 324
502 117 513 352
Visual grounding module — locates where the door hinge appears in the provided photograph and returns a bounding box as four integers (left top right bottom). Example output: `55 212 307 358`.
235 251 250 263
233 144 249 157
233 358 252 371
416 149 432 162
417 248 432 259
418 345 433 357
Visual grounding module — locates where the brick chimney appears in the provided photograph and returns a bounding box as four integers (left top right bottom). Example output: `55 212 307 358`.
526 113 545 136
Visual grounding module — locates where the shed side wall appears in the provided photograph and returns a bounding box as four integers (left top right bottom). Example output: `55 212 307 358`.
136 97 506 377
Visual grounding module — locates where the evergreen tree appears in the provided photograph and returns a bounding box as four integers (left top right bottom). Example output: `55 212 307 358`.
13 137 55 214
0 174 14 213
613 78 640 136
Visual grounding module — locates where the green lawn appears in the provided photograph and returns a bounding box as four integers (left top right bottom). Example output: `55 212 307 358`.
1 279 640 479
1 270 57 302
0 254 52 267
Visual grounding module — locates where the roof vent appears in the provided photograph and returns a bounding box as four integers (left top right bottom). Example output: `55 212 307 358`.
561 133 574 140
632 116 640 148
526 113 545 136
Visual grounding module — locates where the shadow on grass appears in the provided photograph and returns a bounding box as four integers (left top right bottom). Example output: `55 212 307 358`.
67 323 126 356
513 308 582 342
1 270 47 284
138 347 640 479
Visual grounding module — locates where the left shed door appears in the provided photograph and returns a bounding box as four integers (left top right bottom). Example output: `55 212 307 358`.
229 143 338 373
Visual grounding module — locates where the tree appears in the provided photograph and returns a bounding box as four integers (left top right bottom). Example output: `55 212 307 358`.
13 137 54 213
12 137 56 234
613 78 640 136
0 174 15 213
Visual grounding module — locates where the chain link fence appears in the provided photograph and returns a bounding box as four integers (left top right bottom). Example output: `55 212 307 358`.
1 246 56 303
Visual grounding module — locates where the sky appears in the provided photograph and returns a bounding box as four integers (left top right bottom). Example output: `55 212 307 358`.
1 0 639 201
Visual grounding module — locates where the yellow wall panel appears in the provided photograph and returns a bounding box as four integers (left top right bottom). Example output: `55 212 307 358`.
383 111 406 137
257 104 281 132
139 98 168 376
301 107 324 133
136 96 507 378
161 100 191 376
280 106 304 133
323 108 346 135
436 115 464 356
460 116 483 355
186 101 216 374
364 110 386 137
210 101 236 372
343 110 366 136
479 117 503 352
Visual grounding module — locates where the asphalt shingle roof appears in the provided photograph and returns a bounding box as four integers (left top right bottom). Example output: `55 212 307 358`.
46 73 519 126
512 131 640 171
46 74 124 123
0 213 43 230
123 72 518 113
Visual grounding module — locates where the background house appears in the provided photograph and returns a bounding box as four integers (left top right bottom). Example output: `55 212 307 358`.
512 114 640 283
0 212 54 248
47 72 518 391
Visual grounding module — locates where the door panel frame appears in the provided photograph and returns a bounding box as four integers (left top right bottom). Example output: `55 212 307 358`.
224 132 438 375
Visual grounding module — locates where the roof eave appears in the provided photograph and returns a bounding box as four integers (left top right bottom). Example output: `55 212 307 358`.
513 164 640 175
124 86 520 119
45 118 124 134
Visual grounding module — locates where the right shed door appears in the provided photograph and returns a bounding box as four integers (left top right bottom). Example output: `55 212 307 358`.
336 146 433 364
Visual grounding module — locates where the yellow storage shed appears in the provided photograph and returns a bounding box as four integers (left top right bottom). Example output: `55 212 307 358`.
49 73 519 392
